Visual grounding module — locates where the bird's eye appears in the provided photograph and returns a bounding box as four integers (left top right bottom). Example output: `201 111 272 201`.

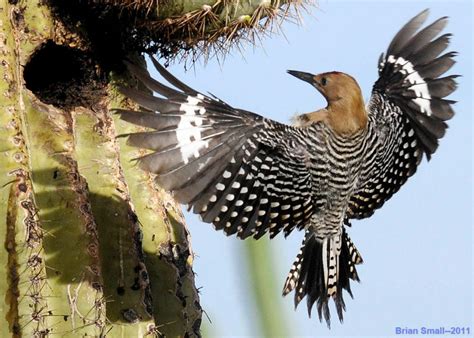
321 77 327 86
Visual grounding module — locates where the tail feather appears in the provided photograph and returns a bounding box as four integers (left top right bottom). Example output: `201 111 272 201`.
283 229 363 327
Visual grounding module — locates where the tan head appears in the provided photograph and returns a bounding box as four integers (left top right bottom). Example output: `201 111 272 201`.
288 70 368 135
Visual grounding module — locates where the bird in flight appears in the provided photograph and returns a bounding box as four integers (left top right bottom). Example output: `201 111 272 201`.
117 9 457 326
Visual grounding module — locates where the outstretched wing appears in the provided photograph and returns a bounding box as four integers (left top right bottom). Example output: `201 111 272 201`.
118 57 315 239
347 9 458 220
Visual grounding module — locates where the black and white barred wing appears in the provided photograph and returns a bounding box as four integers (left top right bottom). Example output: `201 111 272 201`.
118 58 315 239
348 9 458 220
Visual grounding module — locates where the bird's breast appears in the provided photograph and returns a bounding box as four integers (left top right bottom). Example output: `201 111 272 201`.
307 126 369 234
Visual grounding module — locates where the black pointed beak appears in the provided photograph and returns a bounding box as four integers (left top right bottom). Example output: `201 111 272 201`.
287 70 315 85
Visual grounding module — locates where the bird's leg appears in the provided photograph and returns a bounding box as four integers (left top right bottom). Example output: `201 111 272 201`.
292 108 329 127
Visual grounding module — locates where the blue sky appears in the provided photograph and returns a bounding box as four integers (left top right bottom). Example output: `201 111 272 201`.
148 1 472 336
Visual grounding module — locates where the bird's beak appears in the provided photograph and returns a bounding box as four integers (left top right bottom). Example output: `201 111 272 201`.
287 70 315 85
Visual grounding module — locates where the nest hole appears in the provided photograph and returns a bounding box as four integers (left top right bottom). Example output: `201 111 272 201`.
23 41 107 110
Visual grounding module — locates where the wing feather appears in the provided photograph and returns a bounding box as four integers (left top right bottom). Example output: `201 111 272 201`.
349 10 457 220
119 56 316 239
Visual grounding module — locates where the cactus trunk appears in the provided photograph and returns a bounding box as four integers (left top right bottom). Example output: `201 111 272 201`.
0 1 201 336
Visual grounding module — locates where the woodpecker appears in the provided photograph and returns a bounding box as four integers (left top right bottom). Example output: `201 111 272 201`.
117 9 457 326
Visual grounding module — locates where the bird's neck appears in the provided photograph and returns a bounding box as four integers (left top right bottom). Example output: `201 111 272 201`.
326 95 368 135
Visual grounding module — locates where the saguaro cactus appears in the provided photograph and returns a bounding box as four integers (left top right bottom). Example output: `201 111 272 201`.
0 0 306 336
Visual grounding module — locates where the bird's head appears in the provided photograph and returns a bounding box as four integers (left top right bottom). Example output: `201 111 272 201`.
287 70 368 134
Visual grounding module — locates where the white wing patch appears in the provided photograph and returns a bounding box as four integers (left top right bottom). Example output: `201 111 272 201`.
386 55 433 116
176 96 209 164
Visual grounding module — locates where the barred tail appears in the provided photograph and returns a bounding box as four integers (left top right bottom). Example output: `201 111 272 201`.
375 9 458 159
282 229 363 327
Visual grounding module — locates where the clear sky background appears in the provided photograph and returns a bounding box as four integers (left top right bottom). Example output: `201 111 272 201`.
147 1 472 336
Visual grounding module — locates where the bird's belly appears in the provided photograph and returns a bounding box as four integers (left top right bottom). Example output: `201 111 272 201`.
310 160 360 238
311 193 349 238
